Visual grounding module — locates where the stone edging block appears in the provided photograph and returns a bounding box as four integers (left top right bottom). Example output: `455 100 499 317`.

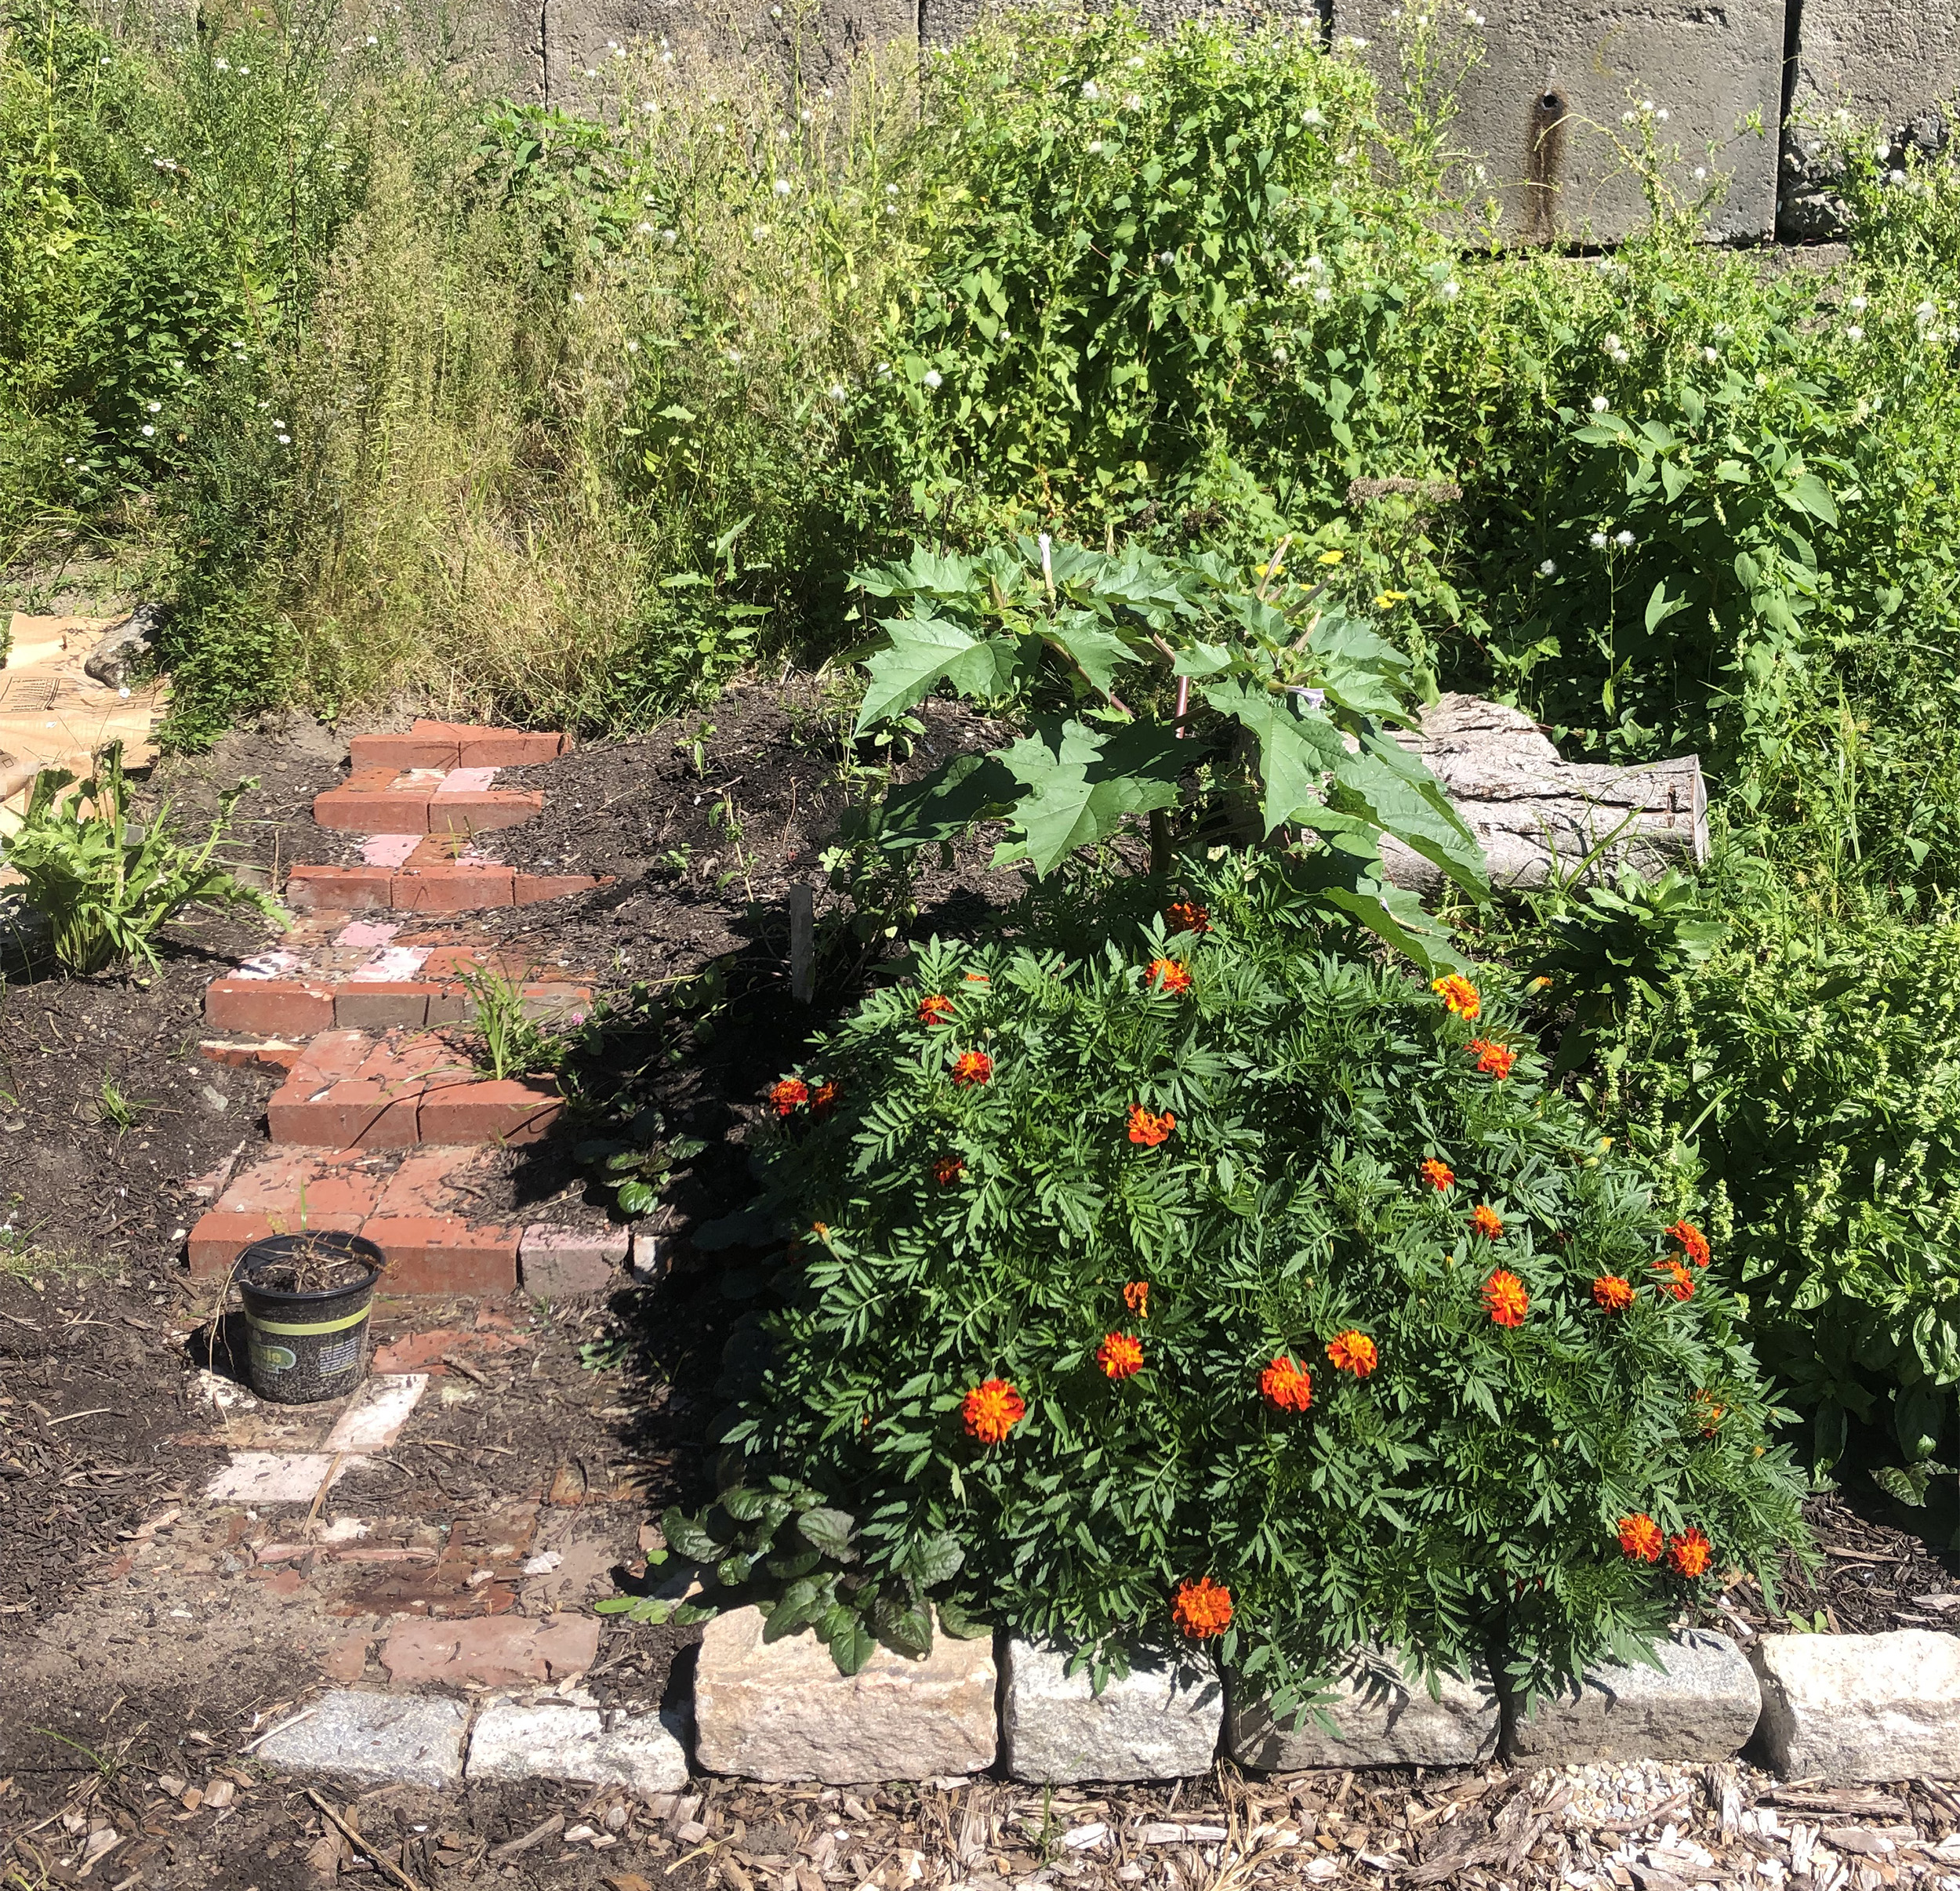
254 1690 469 1786
1753 1628 1960 1784
1003 1639 1224 1783
466 1700 690 1791
692 1605 996 1784
1227 1650 1499 1770
1505 1628 1759 1764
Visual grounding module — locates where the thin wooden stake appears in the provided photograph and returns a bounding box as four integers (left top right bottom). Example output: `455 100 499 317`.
306 1788 425 1891
788 881 815 1004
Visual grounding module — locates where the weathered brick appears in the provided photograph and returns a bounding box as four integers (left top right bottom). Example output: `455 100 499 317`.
286 865 394 911
332 982 434 1029
198 1039 304 1072
426 789 543 835
349 732 463 771
205 977 336 1036
514 873 608 906
419 1081 561 1145
520 1225 629 1297
187 1209 367 1276
392 866 516 912
269 1078 423 1149
373 1216 521 1294
314 788 432 833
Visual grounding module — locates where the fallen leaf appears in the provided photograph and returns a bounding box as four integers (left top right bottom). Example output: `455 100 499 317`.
604 1875 656 1891
204 1781 236 1809
180 1788 203 1813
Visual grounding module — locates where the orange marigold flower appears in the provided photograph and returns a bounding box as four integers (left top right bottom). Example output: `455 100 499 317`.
1592 1274 1635 1312
1165 900 1211 935
1171 1575 1232 1639
1123 1280 1150 1319
952 1050 993 1087
1666 1526 1714 1579
1467 1038 1515 1080
770 1076 810 1116
1470 1203 1504 1240
1127 1105 1176 1147
1617 1513 1664 1563
1098 1333 1145 1380
1259 1356 1315 1413
931 1154 966 1186
1418 1157 1456 1192
918 993 956 1026
1666 1219 1711 1268
811 1080 841 1116
811 1221 830 1240
964 971 992 983
1653 1258 1696 1302
962 1379 1025 1445
1483 1269 1529 1327
1692 1391 1726 1438
1326 1330 1377 1378
1432 973 1482 1021
1147 956 1194 996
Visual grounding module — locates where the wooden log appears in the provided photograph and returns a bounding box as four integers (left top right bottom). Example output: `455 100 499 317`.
1376 694 1707 894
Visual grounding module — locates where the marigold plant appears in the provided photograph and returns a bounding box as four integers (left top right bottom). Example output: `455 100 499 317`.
1172 1577 1233 1639
963 1379 1025 1445
1127 1105 1175 1147
1593 1275 1635 1313
1325 1331 1377 1378
712 860 1807 1709
1468 1039 1516 1079
1259 1356 1315 1413
1418 1158 1455 1192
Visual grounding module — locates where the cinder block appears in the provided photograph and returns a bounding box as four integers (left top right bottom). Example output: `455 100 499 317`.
1328 0 1785 243
1791 1 1960 136
205 977 336 1036
520 1225 630 1297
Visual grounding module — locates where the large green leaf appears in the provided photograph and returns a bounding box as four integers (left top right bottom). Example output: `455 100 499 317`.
880 753 1022 852
798 1506 858 1562
1043 612 1136 699
996 719 1185 876
1200 678 1348 835
903 1531 965 1586
826 1606 877 1675
1336 728 1488 897
856 616 1029 732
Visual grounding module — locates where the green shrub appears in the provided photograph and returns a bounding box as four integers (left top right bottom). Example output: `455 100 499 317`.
1606 898 1960 1485
685 858 1806 1705
2 742 285 972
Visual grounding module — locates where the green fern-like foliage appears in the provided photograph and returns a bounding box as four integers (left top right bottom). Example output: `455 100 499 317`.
703 857 1808 1711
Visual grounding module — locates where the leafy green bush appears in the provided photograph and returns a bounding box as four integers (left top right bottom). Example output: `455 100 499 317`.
684 859 1806 1704
2 742 285 972
1606 898 1960 1484
850 535 1486 969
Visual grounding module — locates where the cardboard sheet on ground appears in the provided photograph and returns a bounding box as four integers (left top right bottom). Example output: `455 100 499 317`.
0 612 169 832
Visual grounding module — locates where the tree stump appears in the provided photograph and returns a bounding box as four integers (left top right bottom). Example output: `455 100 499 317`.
1377 694 1707 894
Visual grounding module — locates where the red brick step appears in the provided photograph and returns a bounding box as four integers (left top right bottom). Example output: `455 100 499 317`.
187 1147 521 1294
285 862 608 914
267 1029 561 1149
350 721 568 771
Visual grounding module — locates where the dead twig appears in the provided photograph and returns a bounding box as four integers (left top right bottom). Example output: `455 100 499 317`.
306 1788 425 1891
441 1352 491 1385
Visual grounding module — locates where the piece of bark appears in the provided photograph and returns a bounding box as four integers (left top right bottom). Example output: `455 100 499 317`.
1377 694 1707 893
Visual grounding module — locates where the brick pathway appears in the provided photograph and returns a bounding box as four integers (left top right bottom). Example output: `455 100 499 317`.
187 720 610 1297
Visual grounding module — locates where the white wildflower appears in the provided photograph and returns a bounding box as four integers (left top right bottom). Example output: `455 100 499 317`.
1081 78 1100 100
1693 166 1706 180
1614 528 1635 547
774 177 793 195
1087 139 1103 153
1590 394 1609 412
923 368 942 388
1702 345 1719 362
1589 530 1609 549
140 424 154 436
1844 325 1864 342
1538 558 1557 576
1313 284 1332 304
661 228 677 245
1438 278 1460 300
1301 105 1323 125
1916 299 1937 325
1849 294 1867 312
828 383 846 401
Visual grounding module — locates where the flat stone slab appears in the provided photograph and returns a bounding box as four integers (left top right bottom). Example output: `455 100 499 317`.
256 1690 468 1787
381 1614 600 1687
1506 1628 1759 1763
694 1605 996 1784
466 1700 690 1790
1754 1630 1960 1784
1228 1650 1499 1770
1003 1640 1223 1782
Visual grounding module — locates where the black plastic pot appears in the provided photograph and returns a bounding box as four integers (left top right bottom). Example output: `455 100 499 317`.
236 1232 385 1403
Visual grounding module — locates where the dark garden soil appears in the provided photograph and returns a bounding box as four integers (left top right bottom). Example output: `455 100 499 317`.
9 684 1960 1887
